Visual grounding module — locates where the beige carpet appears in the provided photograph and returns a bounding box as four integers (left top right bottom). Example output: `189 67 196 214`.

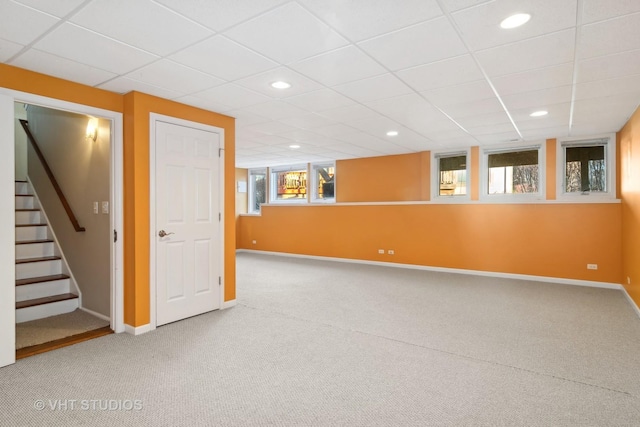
15 309 109 349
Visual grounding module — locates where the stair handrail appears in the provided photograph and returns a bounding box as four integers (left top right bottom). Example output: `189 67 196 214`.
19 119 86 232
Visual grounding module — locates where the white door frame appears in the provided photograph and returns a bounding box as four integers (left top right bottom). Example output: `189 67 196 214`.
0 88 125 345
149 113 225 332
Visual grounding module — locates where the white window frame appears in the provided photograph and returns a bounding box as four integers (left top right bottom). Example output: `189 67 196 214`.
269 164 309 204
432 149 471 201
481 143 546 202
556 134 616 200
310 162 336 203
248 168 267 214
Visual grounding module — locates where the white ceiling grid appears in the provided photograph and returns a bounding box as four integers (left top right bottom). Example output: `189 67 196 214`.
2 0 639 167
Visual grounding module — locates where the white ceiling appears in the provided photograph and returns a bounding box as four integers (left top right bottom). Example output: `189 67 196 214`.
3 0 640 168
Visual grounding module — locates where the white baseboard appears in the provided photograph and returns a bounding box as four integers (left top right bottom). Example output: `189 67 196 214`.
621 288 640 319
124 323 153 336
236 249 622 290
222 299 237 309
79 306 110 323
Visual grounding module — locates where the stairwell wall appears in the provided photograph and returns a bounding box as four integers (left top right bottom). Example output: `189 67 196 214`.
26 105 111 317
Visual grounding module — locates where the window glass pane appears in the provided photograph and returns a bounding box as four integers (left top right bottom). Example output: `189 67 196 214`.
438 155 466 196
274 169 307 200
315 165 335 199
565 146 606 192
488 150 539 194
249 172 266 212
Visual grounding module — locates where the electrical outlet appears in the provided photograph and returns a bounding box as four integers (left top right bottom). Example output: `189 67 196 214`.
252 240 257 245
101 201 109 214
378 249 384 254
388 249 395 255
93 202 99 214
628 277 631 285
587 264 598 270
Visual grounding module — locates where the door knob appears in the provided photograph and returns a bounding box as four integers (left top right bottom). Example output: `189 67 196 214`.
158 230 174 237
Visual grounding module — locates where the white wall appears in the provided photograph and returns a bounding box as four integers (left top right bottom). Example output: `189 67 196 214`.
0 94 16 368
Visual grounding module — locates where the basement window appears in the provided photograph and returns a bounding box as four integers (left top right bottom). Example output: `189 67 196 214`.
559 136 615 198
484 145 544 198
248 168 266 214
270 165 308 202
434 152 468 198
311 162 335 202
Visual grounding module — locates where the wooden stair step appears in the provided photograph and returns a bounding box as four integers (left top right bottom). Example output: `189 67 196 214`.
15 194 33 197
15 223 47 227
15 239 53 245
16 208 40 212
15 256 61 264
15 180 27 183
16 293 78 310
16 274 70 287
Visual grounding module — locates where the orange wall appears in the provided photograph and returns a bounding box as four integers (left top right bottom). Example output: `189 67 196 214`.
337 152 429 202
123 92 236 326
239 138 623 285
239 203 621 283
619 106 640 306
1 65 236 329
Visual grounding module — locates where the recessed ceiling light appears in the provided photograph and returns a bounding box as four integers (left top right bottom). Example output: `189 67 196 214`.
271 81 291 89
386 131 399 136
529 110 548 117
289 144 300 149
500 13 531 29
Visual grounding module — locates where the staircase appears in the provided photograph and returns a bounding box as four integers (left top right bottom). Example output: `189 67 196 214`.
15 180 78 323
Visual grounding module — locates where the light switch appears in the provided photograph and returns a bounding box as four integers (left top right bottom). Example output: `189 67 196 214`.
101 201 109 214
93 202 99 214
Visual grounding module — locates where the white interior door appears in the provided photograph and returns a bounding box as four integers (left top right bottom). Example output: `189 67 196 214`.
0 94 16 368
155 120 221 326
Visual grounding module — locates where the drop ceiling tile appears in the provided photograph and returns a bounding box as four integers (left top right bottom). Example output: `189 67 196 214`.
520 126 570 140
0 1 59 45
575 74 640 101
298 0 443 42
570 123 621 136
409 118 467 136
324 144 384 158
173 95 233 114
70 0 212 56
572 94 640 125
511 102 571 128
439 97 505 119
241 101 309 120
358 17 467 71
422 80 495 107
440 0 493 13
13 0 86 17
451 0 577 51
251 134 297 146
245 121 299 135
473 130 521 144
318 104 378 122
346 115 405 137
492 63 574 96
154 0 289 32
0 39 24 61
454 110 513 129
234 67 323 99
579 13 640 59
433 136 479 149
290 45 387 86
501 85 573 110
227 110 271 127
424 128 475 142
98 76 183 99
312 123 361 138
224 2 348 64
11 49 117 86
577 49 640 83
338 131 411 154
365 93 444 125
396 55 484 92
191 83 270 109
333 73 414 103
169 35 278 81
285 89 355 112
33 23 158 75
582 0 640 24
125 60 225 95
476 29 575 77
278 114 336 129
278 129 324 143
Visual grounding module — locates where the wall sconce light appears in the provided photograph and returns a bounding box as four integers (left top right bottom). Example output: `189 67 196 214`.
86 118 98 142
